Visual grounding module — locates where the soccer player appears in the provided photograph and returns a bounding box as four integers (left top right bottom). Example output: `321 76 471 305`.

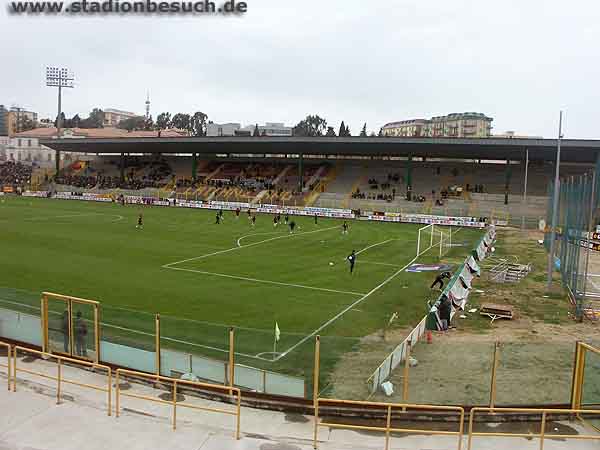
289 220 296 233
430 271 451 290
136 212 143 229
215 212 221 224
347 250 356 274
314 213 318 225
273 215 279 227
247 209 252 220
235 207 241 219
284 214 289 225
251 215 256 227
342 221 349 234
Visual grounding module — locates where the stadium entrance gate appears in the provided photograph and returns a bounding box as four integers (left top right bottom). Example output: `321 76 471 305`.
41 292 100 364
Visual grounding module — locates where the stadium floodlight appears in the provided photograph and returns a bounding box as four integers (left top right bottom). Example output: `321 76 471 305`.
45 66 75 174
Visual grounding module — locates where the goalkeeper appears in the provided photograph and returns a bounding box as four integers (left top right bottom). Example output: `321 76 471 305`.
430 271 451 291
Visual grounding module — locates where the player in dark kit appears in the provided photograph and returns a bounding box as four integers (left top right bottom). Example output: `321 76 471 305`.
289 220 296 233
347 250 356 274
215 212 221 224
342 221 349 234
273 215 279 227
235 208 241 219
431 271 451 290
314 214 318 225
251 215 256 227
247 209 252 219
136 212 143 229
284 214 289 225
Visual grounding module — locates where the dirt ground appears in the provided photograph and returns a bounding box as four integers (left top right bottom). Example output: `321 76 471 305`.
329 228 600 405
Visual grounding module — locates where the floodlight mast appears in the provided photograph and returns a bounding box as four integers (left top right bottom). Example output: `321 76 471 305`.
46 67 74 174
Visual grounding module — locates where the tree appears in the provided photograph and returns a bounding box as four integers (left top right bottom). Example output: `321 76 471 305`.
338 121 346 137
190 111 208 136
155 112 172 130
72 114 81 128
253 124 260 137
143 115 154 131
171 113 191 134
20 116 35 132
117 116 147 131
293 114 327 137
54 112 66 128
360 123 367 137
79 108 104 128
325 126 336 137
378 128 384 137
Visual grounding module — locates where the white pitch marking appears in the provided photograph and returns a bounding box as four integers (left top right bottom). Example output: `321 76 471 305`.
274 232 442 362
359 260 402 268
163 225 338 268
25 213 124 222
237 231 283 247
166 266 366 296
355 238 396 256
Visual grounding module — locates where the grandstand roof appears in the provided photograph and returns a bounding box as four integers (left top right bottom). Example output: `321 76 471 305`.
16 127 186 139
40 136 600 163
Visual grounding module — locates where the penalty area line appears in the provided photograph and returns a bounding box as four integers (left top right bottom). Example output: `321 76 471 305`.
165 266 366 296
163 225 338 268
274 231 441 362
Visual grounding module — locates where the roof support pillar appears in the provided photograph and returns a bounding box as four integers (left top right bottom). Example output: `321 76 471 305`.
298 153 304 193
192 152 198 181
504 158 511 205
120 153 125 182
406 154 412 201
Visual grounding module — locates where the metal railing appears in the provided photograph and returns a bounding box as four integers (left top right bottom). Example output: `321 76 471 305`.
115 368 241 438
314 398 464 450
0 340 11 391
467 407 600 450
12 346 112 415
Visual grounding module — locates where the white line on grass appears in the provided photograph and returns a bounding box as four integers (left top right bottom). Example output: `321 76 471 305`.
25 213 124 223
166 266 366 296
355 239 396 256
237 231 284 247
273 235 444 362
359 260 402 268
163 225 338 268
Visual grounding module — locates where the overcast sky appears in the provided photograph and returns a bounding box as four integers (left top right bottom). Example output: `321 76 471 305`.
1 0 599 137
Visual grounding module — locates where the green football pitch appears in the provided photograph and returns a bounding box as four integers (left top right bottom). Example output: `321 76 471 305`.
0 195 484 391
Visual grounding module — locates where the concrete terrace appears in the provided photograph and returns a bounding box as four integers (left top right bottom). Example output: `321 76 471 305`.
1 352 599 450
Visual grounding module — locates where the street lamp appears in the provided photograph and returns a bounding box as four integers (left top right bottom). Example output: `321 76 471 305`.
45 67 74 174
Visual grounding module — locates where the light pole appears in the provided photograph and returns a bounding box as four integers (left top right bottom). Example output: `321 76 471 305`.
547 111 563 289
46 67 74 175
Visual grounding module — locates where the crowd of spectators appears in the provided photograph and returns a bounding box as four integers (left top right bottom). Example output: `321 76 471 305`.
0 162 32 187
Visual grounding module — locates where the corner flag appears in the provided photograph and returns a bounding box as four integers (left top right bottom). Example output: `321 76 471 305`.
275 322 281 342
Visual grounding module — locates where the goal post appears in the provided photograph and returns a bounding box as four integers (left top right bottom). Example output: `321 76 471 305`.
438 226 453 259
417 223 435 257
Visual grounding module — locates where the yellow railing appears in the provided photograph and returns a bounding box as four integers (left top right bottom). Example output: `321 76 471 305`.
0 340 11 391
468 407 600 450
314 398 464 450
12 346 112 416
115 368 241 438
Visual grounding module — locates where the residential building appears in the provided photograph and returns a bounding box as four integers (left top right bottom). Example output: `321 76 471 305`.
103 108 138 127
382 112 493 138
207 122 241 137
241 122 293 137
5 127 185 166
7 107 38 135
0 105 7 136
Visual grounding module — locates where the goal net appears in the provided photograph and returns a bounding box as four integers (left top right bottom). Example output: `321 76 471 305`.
438 226 453 259
416 224 435 257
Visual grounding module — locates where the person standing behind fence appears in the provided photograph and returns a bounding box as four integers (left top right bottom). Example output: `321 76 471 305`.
74 311 88 357
61 310 69 353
